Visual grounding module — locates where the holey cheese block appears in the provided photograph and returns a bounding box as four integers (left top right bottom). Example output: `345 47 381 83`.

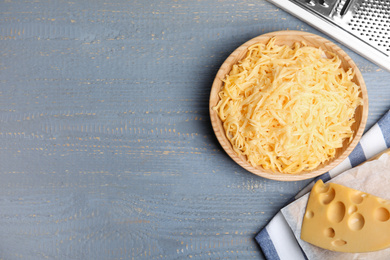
301 180 390 253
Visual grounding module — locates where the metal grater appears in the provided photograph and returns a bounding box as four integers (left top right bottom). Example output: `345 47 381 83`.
267 0 390 72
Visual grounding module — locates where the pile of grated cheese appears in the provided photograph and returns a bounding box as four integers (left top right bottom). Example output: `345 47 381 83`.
214 37 362 174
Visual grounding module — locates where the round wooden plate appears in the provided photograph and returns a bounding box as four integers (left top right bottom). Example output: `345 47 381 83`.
209 31 369 181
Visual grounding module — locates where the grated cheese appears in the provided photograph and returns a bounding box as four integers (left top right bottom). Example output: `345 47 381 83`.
214 37 362 174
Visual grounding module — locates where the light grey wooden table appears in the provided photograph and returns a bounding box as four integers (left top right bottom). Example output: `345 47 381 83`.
1 1 390 259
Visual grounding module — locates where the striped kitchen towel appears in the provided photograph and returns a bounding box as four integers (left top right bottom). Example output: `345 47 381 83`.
256 109 390 260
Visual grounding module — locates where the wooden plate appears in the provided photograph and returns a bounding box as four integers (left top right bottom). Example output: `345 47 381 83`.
209 31 369 181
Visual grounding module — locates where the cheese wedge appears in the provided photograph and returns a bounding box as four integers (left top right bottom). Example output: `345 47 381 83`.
301 180 390 253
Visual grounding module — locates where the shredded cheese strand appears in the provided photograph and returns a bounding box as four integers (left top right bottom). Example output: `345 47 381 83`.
214 38 362 174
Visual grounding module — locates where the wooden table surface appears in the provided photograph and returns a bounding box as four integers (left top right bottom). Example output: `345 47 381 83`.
1 1 390 259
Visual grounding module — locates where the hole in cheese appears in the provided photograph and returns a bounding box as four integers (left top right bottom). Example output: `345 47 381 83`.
328 201 346 223
319 187 335 205
332 239 347 247
348 213 365 231
305 210 314 219
324 227 335 238
348 205 358 215
351 191 365 204
315 182 330 194
378 198 390 205
375 207 390 222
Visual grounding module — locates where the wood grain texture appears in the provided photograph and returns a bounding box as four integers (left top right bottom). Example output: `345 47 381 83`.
0 0 389 259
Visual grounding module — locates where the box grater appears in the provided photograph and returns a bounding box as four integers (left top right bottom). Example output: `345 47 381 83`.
267 0 390 72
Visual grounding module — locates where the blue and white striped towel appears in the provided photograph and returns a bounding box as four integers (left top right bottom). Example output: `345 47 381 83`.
256 109 390 260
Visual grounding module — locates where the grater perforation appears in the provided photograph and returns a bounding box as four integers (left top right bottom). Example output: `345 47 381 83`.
267 0 390 71
346 0 390 54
